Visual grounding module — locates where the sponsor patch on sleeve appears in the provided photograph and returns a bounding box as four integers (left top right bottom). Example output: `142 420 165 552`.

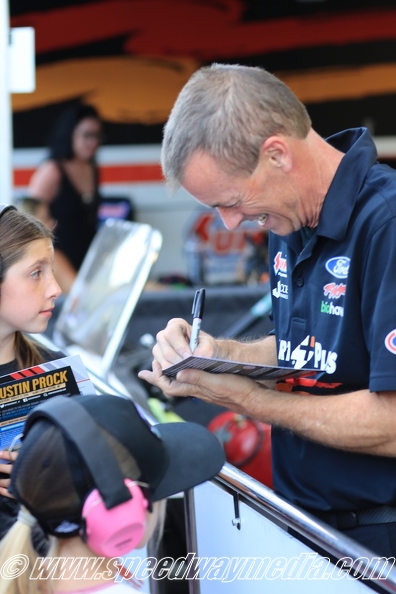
385 329 396 355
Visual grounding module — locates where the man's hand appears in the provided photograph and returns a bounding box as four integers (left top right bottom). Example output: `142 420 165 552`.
0 450 18 499
151 317 219 368
138 318 278 402
138 316 219 398
140 360 266 414
138 323 396 457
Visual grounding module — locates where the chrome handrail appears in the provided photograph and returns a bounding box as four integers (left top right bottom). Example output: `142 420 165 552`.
211 463 396 592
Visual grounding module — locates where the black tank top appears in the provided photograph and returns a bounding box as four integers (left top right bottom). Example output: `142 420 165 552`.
49 161 101 270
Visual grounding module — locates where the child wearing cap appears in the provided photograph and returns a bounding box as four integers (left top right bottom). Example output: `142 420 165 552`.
0 205 63 545
0 394 225 593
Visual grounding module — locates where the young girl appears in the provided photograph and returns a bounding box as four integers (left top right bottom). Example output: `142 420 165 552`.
0 393 225 593
0 205 62 540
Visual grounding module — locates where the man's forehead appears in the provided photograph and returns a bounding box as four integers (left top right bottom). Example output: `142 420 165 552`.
182 152 241 199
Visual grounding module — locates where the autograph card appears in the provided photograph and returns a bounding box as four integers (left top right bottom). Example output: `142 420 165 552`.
163 355 315 381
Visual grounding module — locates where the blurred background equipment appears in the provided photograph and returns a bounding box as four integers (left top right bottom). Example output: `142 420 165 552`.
208 412 273 489
183 208 269 286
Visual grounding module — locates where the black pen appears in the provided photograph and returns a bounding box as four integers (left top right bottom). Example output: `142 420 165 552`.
189 288 205 352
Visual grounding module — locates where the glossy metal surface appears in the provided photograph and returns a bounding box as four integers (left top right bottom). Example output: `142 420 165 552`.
208 463 396 593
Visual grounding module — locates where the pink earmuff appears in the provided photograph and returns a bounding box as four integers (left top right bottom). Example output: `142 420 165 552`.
81 478 148 557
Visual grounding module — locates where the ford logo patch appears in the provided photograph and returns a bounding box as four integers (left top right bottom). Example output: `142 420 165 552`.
325 257 350 279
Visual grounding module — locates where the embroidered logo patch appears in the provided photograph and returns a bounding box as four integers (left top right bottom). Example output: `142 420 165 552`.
325 257 350 279
323 282 346 299
272 280 288 300
385 330 396 355
278 335 338 373
273 251 287 277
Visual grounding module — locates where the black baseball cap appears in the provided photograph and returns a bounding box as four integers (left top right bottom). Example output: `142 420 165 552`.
10 394 225 536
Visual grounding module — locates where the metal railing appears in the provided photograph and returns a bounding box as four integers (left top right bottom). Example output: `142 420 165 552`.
184 463 396 593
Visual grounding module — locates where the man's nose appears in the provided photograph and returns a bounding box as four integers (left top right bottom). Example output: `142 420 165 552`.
217 208 244 230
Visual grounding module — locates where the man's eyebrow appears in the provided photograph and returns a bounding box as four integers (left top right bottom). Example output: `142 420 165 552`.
211 198 241 209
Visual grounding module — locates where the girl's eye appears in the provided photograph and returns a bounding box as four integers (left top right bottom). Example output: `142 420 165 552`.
31 270 41 279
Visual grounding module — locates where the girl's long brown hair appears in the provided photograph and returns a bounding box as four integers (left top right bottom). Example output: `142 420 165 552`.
0 208 54 369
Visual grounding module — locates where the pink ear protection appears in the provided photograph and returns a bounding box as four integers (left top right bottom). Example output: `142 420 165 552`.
24 397 151 558
81 478 148 557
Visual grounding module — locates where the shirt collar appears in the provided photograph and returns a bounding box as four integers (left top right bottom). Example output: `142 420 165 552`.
316 127 378 240
272 127 378 253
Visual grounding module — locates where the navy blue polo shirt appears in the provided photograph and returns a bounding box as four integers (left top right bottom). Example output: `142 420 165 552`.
269 128 396 511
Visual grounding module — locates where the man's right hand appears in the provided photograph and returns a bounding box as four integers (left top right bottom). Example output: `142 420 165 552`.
152 317 219 370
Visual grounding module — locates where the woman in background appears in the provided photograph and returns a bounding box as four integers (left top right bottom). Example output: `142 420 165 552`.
28 103 103 293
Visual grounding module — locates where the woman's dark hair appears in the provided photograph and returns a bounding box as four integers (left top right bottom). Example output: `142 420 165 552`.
0 208 54 369
48 103 101 160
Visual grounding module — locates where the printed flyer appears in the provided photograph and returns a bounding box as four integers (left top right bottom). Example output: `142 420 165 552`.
0 355 96 449
163 355 315 381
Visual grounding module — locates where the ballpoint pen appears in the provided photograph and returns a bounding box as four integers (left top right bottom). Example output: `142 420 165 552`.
189 288 206 352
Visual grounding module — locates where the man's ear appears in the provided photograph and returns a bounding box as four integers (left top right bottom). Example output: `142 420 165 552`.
260 136 292 172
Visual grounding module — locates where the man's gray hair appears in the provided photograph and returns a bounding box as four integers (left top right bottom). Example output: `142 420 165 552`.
161 63 312 192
